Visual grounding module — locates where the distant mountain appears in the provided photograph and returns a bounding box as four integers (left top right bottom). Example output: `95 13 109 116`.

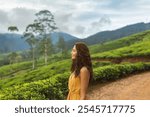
0 32 78 53
1 22 150 53
66 22 150 48
0 34 29 53
50 32 79 44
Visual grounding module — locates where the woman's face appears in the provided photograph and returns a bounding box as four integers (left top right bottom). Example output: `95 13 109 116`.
71 45 77 60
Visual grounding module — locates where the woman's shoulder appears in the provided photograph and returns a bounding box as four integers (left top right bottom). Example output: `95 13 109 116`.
79 66 90 79
80 66 89 73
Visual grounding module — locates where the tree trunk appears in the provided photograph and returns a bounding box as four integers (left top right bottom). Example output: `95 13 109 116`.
32 47 35 69
44 39 48 65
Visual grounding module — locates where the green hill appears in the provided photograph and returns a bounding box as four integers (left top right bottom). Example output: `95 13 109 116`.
66 22 150 48
0 59 71 89
90 30 150 59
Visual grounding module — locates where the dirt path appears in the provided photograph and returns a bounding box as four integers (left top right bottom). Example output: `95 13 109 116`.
87 72 150 100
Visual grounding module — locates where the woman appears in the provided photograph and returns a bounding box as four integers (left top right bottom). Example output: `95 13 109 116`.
67 42 93 100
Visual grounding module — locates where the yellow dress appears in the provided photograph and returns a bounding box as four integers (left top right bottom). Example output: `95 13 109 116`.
67 73 81 100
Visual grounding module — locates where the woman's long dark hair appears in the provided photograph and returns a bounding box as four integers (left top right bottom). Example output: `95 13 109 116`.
71 42 93 80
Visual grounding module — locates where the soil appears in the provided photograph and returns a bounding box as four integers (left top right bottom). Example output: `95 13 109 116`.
87 72 150 100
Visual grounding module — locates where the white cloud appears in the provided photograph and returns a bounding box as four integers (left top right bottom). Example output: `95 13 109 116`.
0 7 37 33
0 0 150 38
74 25 85 35
91 16 111 28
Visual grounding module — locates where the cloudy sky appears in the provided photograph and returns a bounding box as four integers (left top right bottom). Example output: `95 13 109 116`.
0 0 150 38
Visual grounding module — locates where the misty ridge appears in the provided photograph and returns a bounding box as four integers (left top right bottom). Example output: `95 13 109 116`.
0 22 150 53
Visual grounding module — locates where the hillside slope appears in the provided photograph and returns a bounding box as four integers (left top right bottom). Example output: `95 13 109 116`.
90 30 150 54
66 22 150 48
0 32 78 53
91 30 150 61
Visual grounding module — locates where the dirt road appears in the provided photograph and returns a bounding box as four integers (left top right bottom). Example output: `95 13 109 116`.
87 72 150 100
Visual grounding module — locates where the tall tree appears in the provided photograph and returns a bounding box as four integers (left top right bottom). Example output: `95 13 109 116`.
34 10 57 65
23 24 39 69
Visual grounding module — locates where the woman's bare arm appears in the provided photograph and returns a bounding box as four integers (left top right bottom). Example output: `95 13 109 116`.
80 67 90 100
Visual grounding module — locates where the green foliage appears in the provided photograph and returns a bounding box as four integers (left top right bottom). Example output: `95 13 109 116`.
1 62 150 100
92 61 113 68
92 40 150 59
0 72 70 100
93 62 150 82
0 59 71 89
90 30 150 57
0 61 32 78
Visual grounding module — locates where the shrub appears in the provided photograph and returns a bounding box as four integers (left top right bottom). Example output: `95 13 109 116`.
1 62 150 100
